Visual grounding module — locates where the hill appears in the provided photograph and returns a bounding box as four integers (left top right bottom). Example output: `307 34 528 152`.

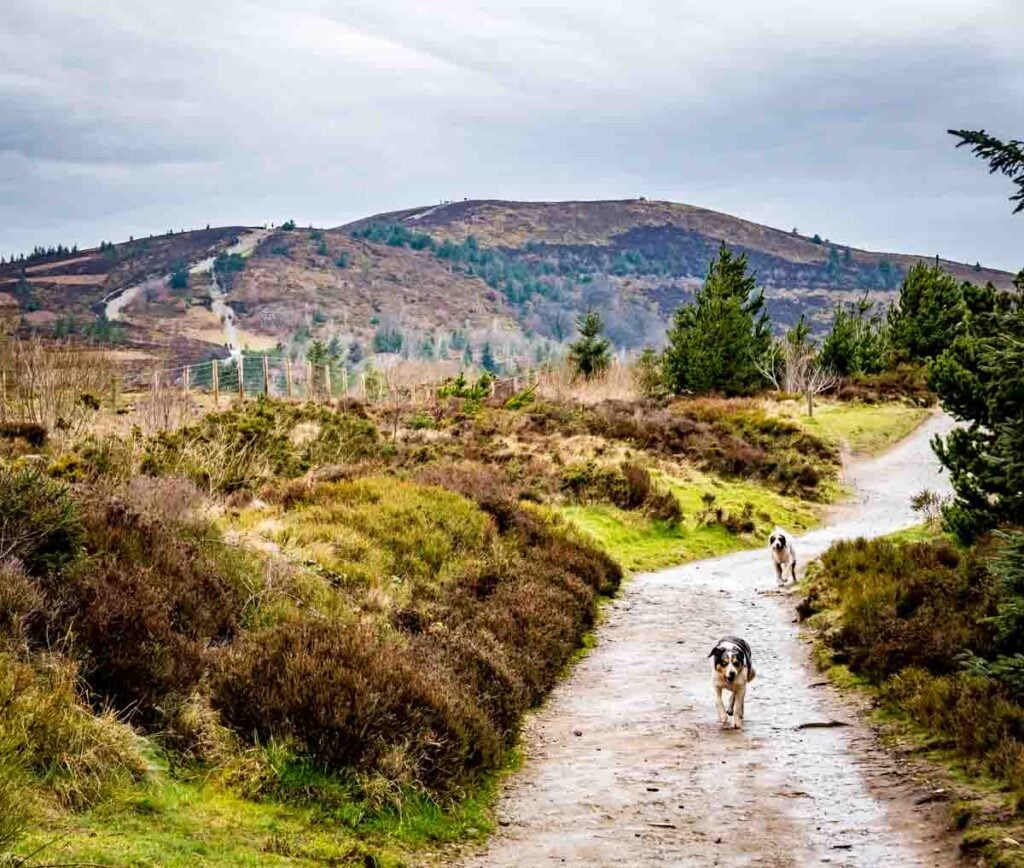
0 199 1014 363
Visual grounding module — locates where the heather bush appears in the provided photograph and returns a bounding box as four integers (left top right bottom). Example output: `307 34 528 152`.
214 470 620 797
213 618 500 795
55 484 249 723
803 534 1024 790
141 399 384 492
537 398 837 498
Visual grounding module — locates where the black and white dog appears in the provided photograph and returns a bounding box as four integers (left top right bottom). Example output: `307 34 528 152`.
769 528 797 584
709 636 756 729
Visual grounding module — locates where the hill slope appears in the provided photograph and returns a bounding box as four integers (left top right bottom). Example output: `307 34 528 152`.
1 199 1013 362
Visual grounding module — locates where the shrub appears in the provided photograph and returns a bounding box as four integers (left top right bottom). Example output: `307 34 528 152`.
804 537 995 681
141 399 384 492
34 482 251 726
0 559 43 645
538 398 838 498
0 421 47 447
213 618 500 794
0 465 83 576
0 652 150 811
803 533 1024 789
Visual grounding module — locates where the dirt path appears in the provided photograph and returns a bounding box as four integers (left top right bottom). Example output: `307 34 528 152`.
102 228 268 334
465 413 960 868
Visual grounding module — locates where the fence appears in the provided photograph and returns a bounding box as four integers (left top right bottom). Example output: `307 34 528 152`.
0 352 543 422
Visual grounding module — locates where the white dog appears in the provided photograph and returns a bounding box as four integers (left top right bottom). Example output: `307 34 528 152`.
709 636 756 729
769 528 797 584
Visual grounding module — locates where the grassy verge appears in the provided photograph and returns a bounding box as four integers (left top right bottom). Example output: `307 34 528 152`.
562 468 820 573
16 756 519 867
775 398 932 455
799 534 1024 867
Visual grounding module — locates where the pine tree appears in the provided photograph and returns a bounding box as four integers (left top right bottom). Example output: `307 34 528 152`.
887 262 965 363
567 310 612 380
662 244 771 396
818 298 888 376
949 129 1024 213
930 275 1024 540
480 342 499 374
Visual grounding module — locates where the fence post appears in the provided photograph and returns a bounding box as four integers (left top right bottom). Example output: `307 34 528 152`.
285 358 293 398
306 361 314 400
262 354 271 396
212 359 220 406
184 365 190 399
324 364 332 398
361 372 367 399
152 369 159 392
238 355 246 400
1 370 7 418
341 366 348 396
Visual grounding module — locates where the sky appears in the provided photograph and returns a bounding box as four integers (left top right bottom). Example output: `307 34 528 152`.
1 0 1021 270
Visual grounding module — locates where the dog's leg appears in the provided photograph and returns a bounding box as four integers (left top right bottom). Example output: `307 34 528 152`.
731 684 746 729
726 689 735 717
715 687 729 725
790 558 797 583
774 561 783 583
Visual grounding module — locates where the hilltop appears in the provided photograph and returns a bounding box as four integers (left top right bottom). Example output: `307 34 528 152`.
0 199 1013 364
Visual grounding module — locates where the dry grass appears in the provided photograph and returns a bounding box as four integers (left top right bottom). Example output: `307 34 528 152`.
0 337 118 443
535 361 638 404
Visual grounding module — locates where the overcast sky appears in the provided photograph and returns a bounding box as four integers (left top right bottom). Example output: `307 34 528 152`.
1 0 1021 269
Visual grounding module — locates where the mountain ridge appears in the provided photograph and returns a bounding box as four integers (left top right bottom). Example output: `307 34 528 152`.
0 198 1014 364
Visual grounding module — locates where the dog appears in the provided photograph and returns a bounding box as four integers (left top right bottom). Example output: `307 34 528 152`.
768 528 797 584
709 636 756 729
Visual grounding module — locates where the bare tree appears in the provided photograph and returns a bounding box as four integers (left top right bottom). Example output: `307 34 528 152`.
757 341 838 417
0 336 117 441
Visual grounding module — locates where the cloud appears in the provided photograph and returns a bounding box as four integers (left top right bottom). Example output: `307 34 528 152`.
0 0 1021 269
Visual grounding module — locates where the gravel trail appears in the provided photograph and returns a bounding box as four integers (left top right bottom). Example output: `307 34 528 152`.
465 413 959 868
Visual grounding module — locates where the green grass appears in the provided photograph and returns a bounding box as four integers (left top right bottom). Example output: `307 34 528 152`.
562 469 820 573
16 753 517 867
774 399 931 455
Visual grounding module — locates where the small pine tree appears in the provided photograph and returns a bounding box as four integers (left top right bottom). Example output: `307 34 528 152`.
567 310 612 381
169 268 189 291
887 262 965 363
633 347 667 399
819 298 888 376
662 244 771 396
480 342 500 374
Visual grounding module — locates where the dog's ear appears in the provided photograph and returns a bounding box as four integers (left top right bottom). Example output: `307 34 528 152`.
708 646 718 659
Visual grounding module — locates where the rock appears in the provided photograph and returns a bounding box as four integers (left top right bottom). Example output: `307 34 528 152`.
573 729 583 737
796 720 850 729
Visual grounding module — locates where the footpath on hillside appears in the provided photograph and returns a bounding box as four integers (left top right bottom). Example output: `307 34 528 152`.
465 413 959 868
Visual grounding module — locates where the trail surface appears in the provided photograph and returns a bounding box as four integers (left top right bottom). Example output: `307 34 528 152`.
466 414 959 868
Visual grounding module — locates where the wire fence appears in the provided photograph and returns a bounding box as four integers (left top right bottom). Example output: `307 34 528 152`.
0 352 542 421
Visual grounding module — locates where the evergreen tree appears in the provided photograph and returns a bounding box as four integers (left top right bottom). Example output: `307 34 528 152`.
567 310 612 380
308 340 329 365
818 298 888 376
826 245 840 278
480 342 499 374
930 275 1024 540
169 268 189 291
887 262 965 363
346 340 364 366
662 244 771 396
949 129 1024 213
462 344 474 367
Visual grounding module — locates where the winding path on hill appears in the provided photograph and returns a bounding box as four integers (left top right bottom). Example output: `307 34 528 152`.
465 413 960 868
